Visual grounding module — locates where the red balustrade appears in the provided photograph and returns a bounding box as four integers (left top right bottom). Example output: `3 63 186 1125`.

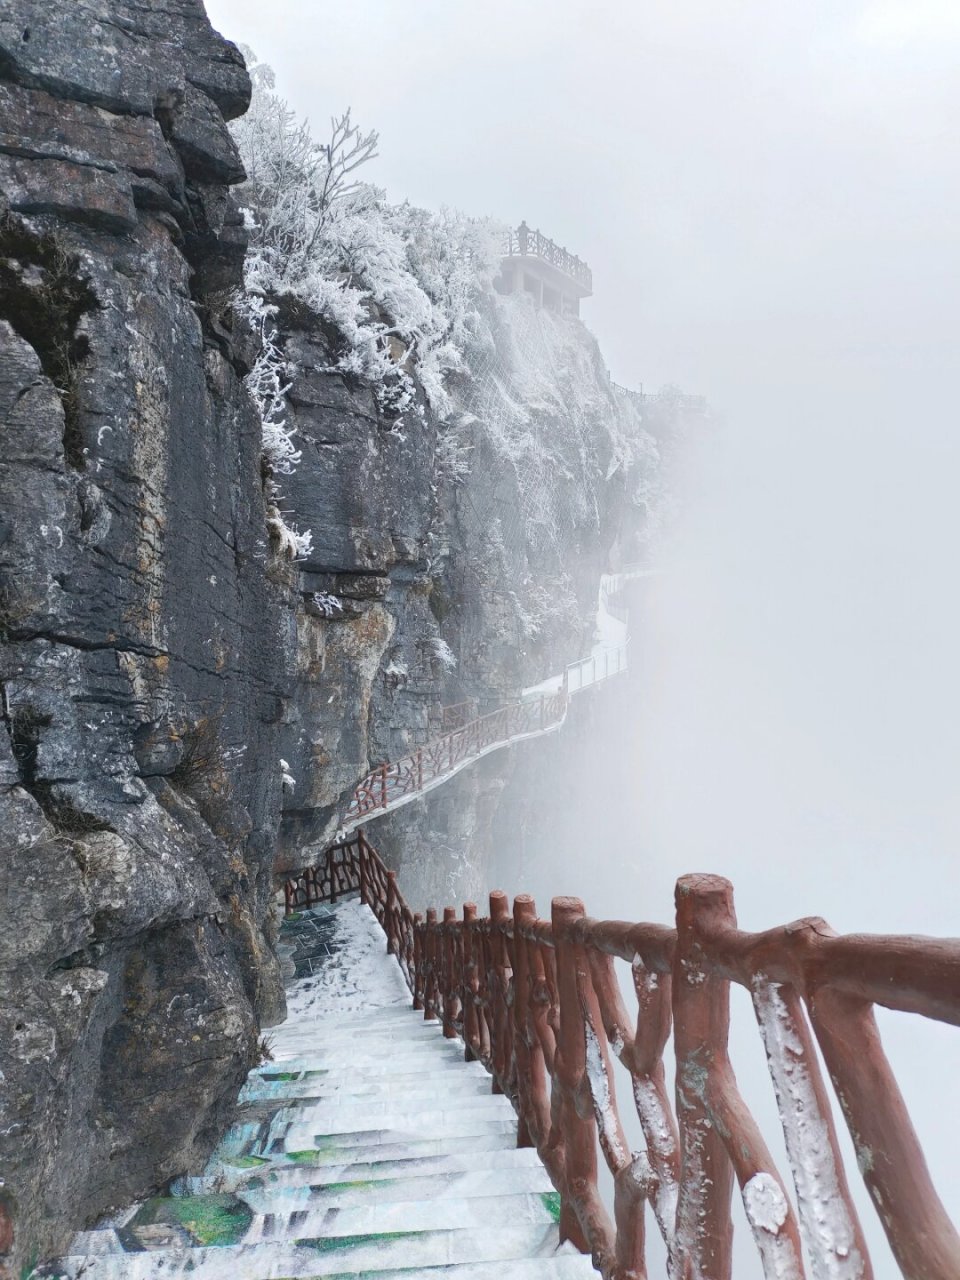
342 689 569 831
285 833 960 1280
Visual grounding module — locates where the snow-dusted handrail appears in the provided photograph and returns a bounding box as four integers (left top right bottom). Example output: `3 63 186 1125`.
341 687 570 835
285 833 960 1280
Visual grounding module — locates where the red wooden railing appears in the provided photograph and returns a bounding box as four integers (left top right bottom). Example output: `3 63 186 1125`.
341 688 570 832
439 698 479 733
285 832 960 1280
341 647 629 836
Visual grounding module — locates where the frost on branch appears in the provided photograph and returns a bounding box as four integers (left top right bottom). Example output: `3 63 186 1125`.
311 592 344 618
230 51 501 435
229 49 671 613
240 294 299 476
236 290 312 559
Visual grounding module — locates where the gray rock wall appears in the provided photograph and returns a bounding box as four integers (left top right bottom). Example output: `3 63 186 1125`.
0 4 291 1274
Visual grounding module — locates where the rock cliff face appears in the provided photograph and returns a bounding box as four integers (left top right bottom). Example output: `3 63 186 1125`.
0 5 289 1273
0 4 656 1274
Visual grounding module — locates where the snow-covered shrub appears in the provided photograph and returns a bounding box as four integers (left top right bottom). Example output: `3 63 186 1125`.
312 591 344 618
426 637 458 671
240 293 299 476
230 49 670 606
235 260 313 558
231 51 501 430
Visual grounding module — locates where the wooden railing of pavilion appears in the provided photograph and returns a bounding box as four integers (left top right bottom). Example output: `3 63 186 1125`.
284 831 960 1280
504 222 594 293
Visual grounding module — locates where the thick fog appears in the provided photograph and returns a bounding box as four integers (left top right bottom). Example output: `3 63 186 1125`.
208 0 959 1272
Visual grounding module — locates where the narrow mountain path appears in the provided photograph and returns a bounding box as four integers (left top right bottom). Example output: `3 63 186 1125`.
38 899 596 1279
340 566 656 837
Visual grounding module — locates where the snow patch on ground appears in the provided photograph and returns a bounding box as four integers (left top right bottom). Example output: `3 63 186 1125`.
286 900 410 1020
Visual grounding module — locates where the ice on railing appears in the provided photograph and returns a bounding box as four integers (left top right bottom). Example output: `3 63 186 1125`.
584 1021 629 1169
752 978 866 1280
743 1173 804 1280
673 1099 711 1277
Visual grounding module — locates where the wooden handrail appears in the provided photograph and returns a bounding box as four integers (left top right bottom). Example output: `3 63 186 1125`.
285 833 960 1280
338 644 628 837
503 221 593 292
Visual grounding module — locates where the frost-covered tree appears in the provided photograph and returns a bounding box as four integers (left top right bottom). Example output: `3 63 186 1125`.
231 50 501 420
229 50 667 593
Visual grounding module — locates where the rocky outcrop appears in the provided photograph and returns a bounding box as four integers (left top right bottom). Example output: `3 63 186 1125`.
0 5 657 1274
0 4 290 1274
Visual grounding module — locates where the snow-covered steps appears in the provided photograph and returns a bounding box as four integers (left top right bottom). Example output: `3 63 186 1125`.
42 1231 591 1280
36 897 596 1280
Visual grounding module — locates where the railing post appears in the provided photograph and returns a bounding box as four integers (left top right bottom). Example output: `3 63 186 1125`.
379 762 388 811
424 907 440 1021
808 988 960 1278
328 847 337 905
416 746 423 792
488 890 512 1095
552 896 606 1257
673 875 735 1280
540 693 546 731
442 906 459 1039
462 903 480 1061
412 912 425 1011
357 829 369 905
385 870 399 954
512 895 546 1150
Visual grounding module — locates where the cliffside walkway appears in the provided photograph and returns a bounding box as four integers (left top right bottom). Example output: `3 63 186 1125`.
281 832 960 1280
41 833 960 1279
39 897 595 1280
339 567 656 837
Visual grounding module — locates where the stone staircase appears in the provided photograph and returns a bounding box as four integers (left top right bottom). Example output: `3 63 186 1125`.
37 899 597 1280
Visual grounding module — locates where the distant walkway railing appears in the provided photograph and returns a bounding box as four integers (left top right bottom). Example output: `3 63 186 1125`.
564 642 627 694
336 566 648 836
610 379 646 410
285 831 960 1280
609 378 711 420
342 688 569 833
504 221 593 293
